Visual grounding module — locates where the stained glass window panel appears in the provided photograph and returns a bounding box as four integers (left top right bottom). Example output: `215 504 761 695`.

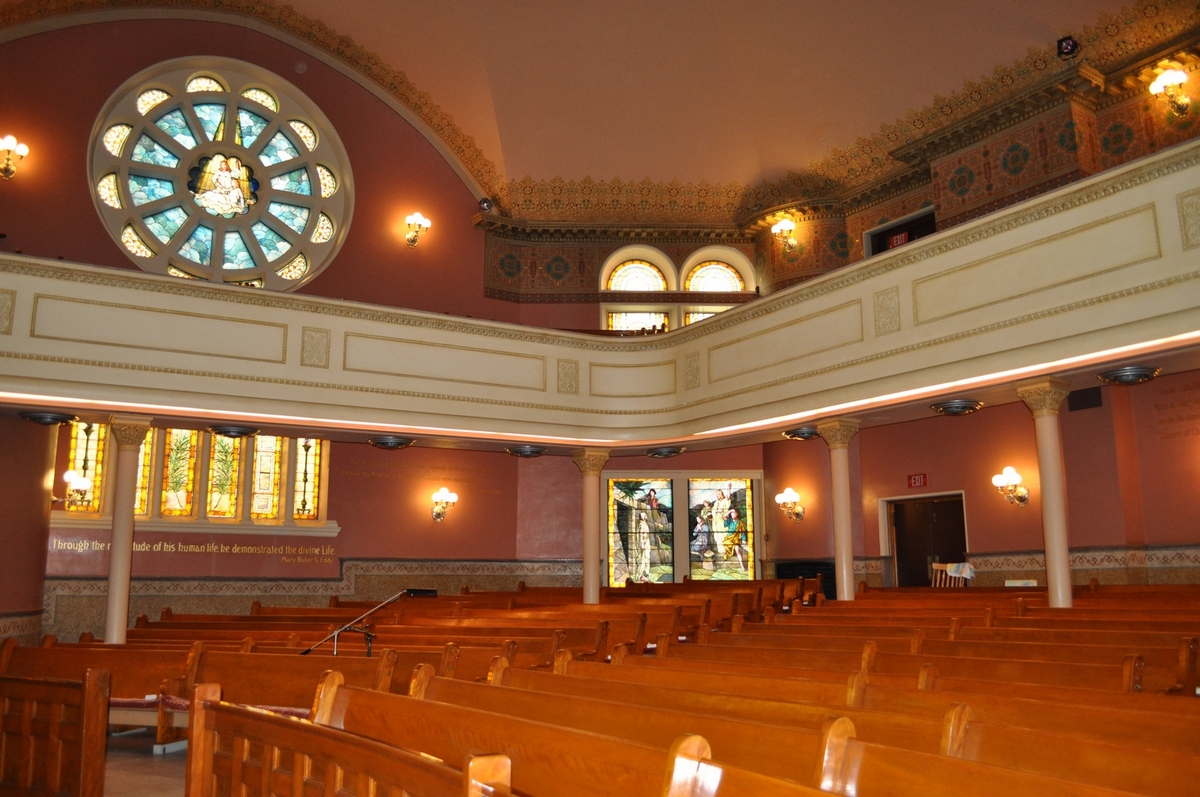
155 109 197 150
143 207 188 243
222 231 255 270
688 479 754 580
289 120 317 151
293 438 321 520
241 88 279 112
65 422 106 513
311 213 334 243
133 429 154 515
187 76 224 93
161 429 198 516
607 312 668 332
136 89 171 115
316 165 338 198
207 435 242 517
268 202 309 234
608 479 673 586
270 168 311 196
251 222 290 261
179 225 214 266
128 175 175 206
608 261 666 291
131 135 180 168
236 108 269 149
686 262 744 292
193 104 225 142
121 225 154 257
229 278 265 288
167 265 199 279
684 312 716 325
97 174 122 208
103 124 132 157
250 435 282 519
275 253 308 281
258 131 299 166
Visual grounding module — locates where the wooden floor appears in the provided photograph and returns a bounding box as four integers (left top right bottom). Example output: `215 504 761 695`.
105 732 185 797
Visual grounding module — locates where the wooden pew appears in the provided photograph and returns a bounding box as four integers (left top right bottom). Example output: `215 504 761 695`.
0 669 109 797
0 637 200 745
184 683 516 797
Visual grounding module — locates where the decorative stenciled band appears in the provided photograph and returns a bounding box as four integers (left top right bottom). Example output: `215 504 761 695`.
0 612 43 639
41 558 583 624
966 546 1200 572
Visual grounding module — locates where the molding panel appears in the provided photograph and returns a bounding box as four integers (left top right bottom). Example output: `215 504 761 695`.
344 332 547 392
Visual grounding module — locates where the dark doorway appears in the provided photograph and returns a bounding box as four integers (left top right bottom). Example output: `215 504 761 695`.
890 495 967 587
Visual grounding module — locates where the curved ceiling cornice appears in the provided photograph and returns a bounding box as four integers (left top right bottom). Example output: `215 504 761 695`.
1 0 1196 228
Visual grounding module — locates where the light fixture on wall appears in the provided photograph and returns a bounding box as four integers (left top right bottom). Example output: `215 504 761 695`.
774 487 805 521
991 466 1029 507
0 135 29 180
431 486 457 522
62 469 94 509
18 411 77 426
1149 69 1191 118
770 217 798 254
405 212 431 247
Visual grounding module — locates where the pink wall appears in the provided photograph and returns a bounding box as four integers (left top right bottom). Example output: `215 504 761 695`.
762 437 838 560
0 415 55 614
0 20 515 323
1128 371 1200 546
516 457 582 559
1059 390 1124 547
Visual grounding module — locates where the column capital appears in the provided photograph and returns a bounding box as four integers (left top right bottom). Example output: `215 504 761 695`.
571 448 610 477
1016 378 1071 417
816 418 860 450
108 415 153 448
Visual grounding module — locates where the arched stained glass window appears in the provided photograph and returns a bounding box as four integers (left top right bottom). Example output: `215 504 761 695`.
608 260 667 292
89 57 352 291
685 261 744 292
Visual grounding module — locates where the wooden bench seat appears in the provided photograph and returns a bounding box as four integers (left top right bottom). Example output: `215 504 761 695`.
0 669 109 797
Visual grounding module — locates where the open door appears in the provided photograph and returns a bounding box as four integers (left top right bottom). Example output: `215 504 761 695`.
890 494 966 587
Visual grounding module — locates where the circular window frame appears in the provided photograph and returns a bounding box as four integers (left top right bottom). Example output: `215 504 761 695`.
88 56 354 291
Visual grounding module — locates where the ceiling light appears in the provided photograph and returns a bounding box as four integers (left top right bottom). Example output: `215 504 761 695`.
210 425 258 438
930 400 983 416
1056 35 1080 61
1096 366 1160 386
479 197 493 212
644 446 685 458
18 411 77 425
506 445 546 458
369 435 415 450
781 427 820 441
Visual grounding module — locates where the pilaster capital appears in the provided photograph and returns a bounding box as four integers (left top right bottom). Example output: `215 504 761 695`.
816 418 860 450
1016 378 1071 417
571 448 610 477
108 414 153 448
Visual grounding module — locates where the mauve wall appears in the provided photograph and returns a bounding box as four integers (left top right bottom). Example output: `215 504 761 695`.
0 19 513 322
0 415 55 614
1129 371 1200 546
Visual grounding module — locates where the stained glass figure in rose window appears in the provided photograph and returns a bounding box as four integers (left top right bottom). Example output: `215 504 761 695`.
188 154 258 217
688 478 754 580
608 478 673 585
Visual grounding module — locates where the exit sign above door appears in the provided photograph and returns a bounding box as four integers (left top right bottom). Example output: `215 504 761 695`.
908 473 927 488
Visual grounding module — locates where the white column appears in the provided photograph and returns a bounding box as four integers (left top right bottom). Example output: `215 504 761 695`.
104 415 152 643
572 449 610 605
817 419 860 601
1017 378 1073 608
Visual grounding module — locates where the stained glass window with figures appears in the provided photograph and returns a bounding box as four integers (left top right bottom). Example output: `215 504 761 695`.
607 478 674 585
293 438 322 520
688 478 755 580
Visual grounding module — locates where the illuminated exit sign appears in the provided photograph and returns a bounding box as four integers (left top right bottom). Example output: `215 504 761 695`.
908 473 927 488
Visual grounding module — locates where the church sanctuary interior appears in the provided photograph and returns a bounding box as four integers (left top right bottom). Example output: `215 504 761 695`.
2 0 1200 795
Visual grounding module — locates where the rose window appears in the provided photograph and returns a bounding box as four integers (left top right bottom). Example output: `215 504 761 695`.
89 57 352 291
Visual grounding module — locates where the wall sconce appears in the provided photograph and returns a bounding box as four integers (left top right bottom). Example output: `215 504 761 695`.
1149 69 1191 118
405 212 431 247
991 466 1029 507
1 135 29 180
431 486 457 522
770 217 798 254
774 487 805 521
62 470 94 509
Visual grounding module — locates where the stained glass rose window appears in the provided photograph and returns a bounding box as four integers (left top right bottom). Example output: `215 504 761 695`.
89 57 352 291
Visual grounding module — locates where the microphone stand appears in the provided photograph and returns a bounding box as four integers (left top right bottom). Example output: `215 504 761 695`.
300 589 410 657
